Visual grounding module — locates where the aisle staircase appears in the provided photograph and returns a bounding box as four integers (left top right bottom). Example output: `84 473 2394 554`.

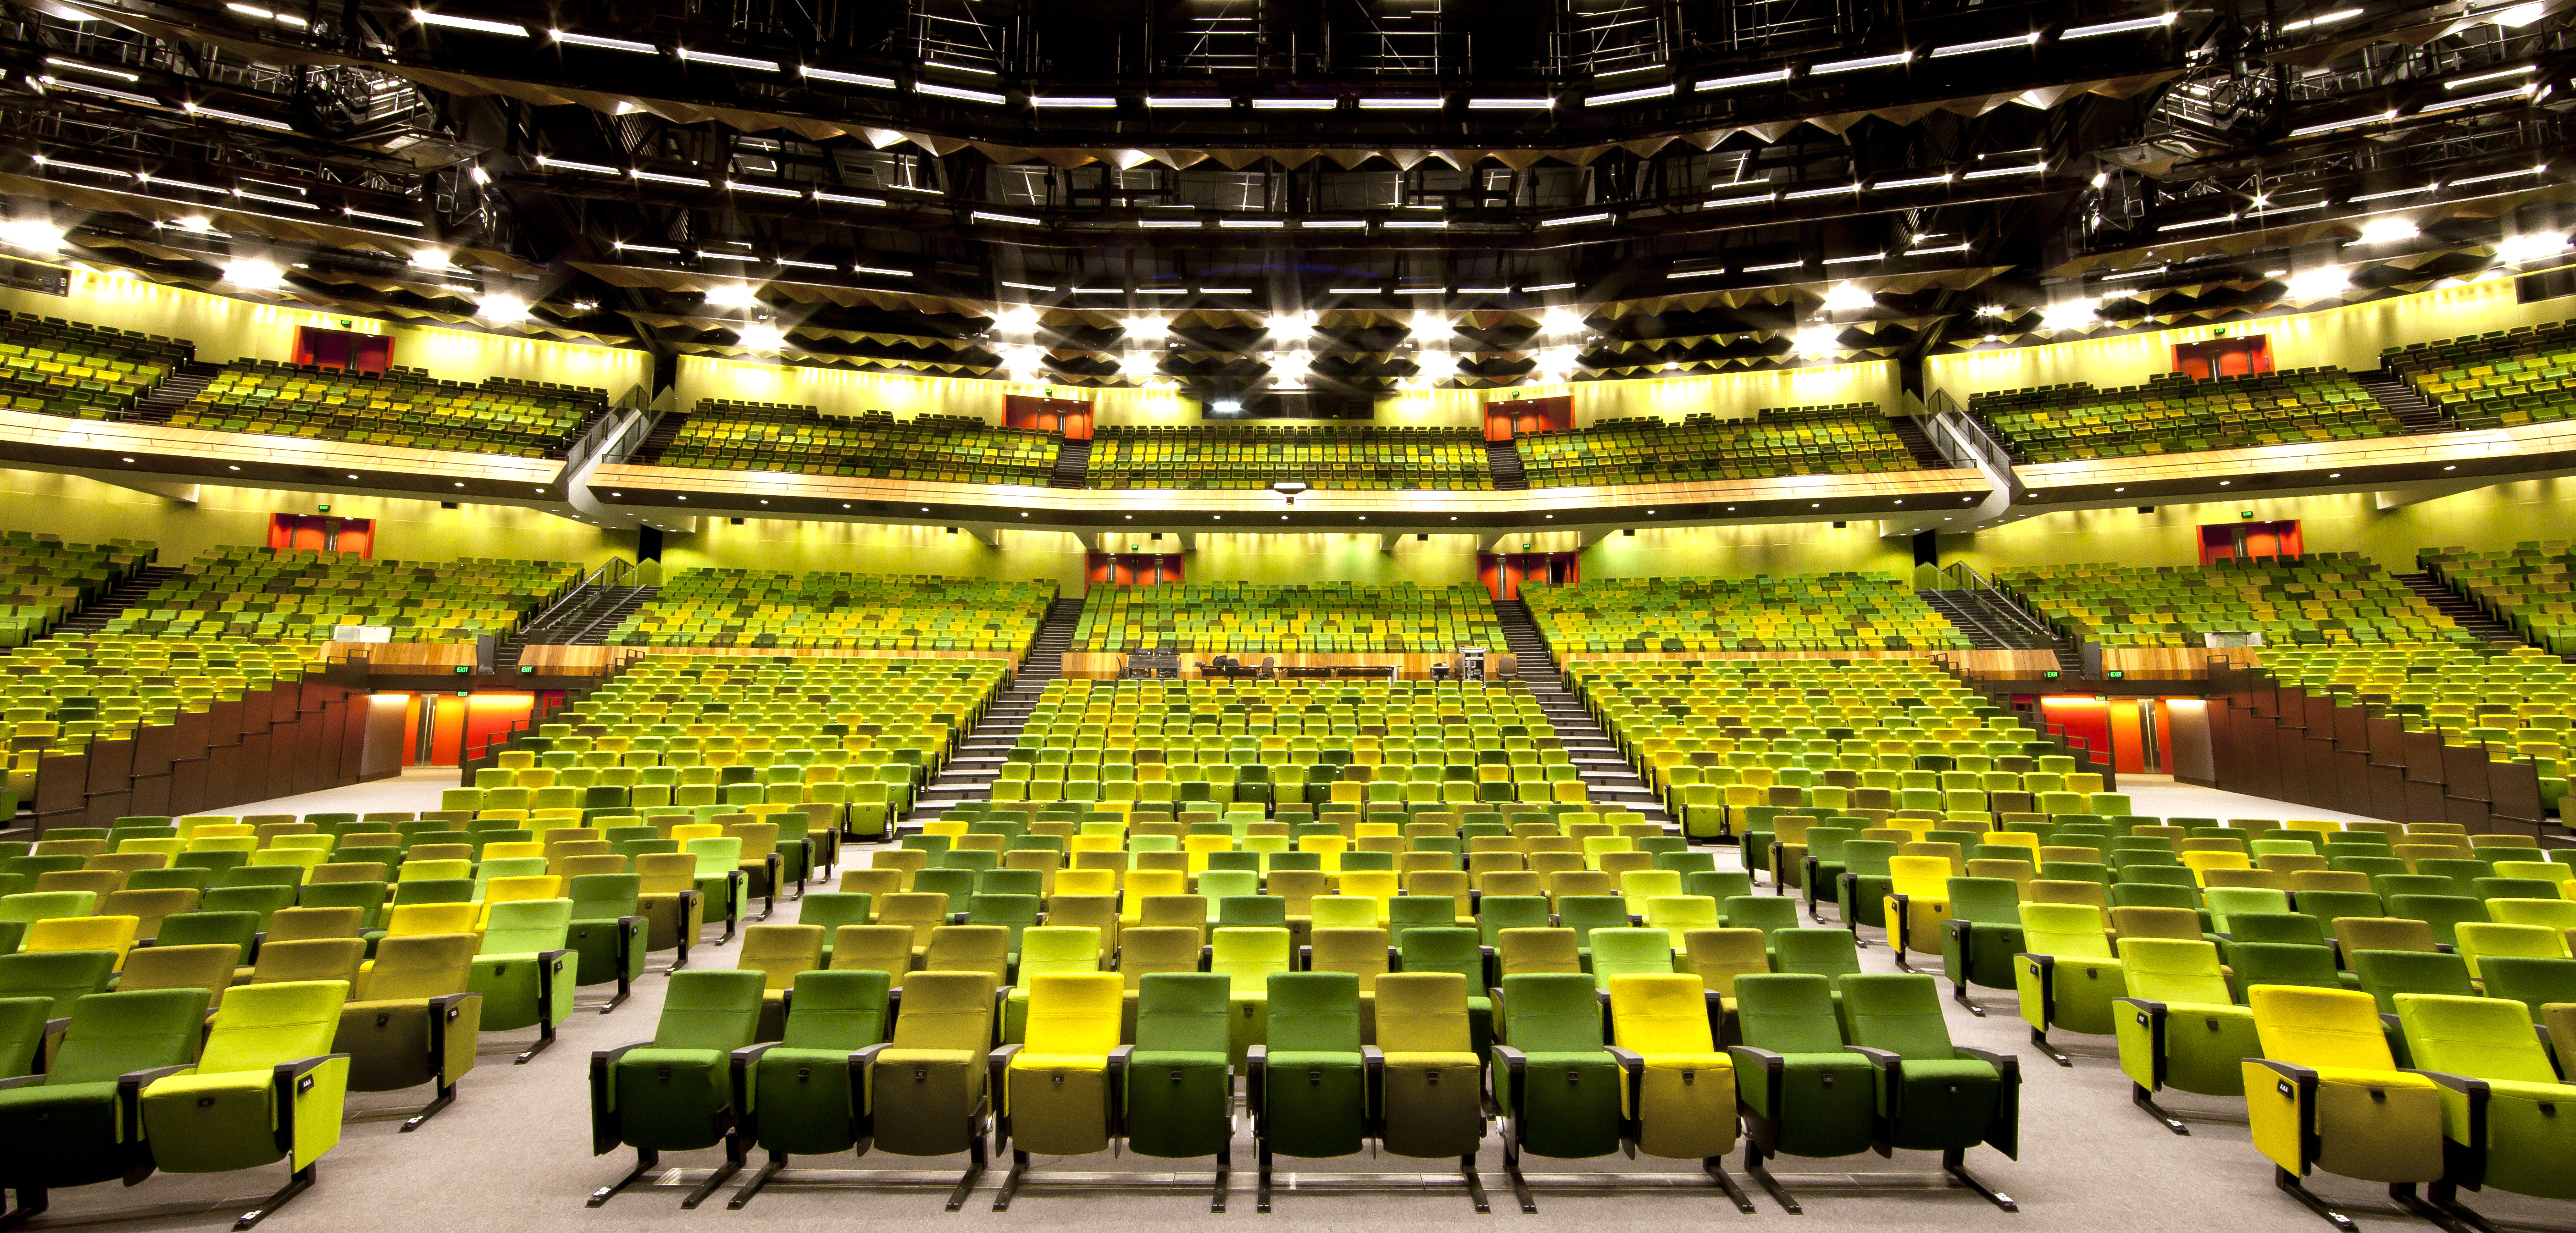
2398 572 2524 646
2357 369 2452 434
1485 440 1527 490
913 596 1083 821
1491 597 1667 823
625 411 689 464
124 362 222 424
1889 416 1956 470
1049 438 1092 488
54 564 178 636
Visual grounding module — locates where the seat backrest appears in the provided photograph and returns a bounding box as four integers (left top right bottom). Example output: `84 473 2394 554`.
780 969 890 1051
266 906 365 942
1133 971 1232 1055
2249 985 2396 1070
200 979 350 1072
2118 938 2231 1005
1730 972 1845 1054
1836 973 1958 1060
361 933 477 1001
1115 927 1201 988
2476 955 2576 1019
1373 971 1471 1054
1772 927 1862 985
48 986 212 1084
1496 927 1581 976
1264 971 1362 1053
2352 948 2475 1015
889 969 1001 1050
1210 927 1291 992
1022 971 1123 1058
738 924 827 991
478 898 573 955
652 969 767 1050
1606 973 1714 1053
2017 901 2113 959
1495 972 1606 1052
2332 916 2436 956
2112 906 2215 947
1588 927 1677 990
2395 991 2560 1083
2455 922 2570 977
829 925 918 980
920 924 1011 983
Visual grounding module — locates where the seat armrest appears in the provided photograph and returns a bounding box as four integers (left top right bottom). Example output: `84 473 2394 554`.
270 1053 349 1158
1953 1045 2020 1079
846 1042 888 1135
115 1062 194 1142
1296 945 1310 968
1245 1045 1269 1133
988 1042 1023 1144
1105 1045 1133 1138
1843 1045 1904 1077
1360 1045 1385 1134
587 1041 647 1152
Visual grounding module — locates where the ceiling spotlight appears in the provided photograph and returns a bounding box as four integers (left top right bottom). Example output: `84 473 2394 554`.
1818 282 1875 312
1268 313 1314 343
704 282 760 308
476 292 529 322
1124 315 1169 340
2041 301 2100 332
0 219 65 255
738 321 786 352
2355 216 2420 244
2496 232 2573 263
1792 326 1841 354
223 258 285 290
2284 267 2352 300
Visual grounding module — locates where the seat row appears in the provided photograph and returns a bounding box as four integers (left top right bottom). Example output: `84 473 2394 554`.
587 957 2017 1215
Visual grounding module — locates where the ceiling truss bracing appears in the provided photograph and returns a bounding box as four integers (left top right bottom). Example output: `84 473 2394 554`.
0 0 2565 395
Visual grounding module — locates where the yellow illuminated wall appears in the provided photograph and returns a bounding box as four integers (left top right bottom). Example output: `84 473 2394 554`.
1942 478 2576 575
1 270 653 394
675 355 1899 431
1581 520 1914 579
0 468 630 564
1924 274 2576 404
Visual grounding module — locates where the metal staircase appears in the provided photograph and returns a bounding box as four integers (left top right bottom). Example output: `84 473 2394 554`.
1921 589 2054 650
915 596 1083 820
1485 440 1527 490
1491 597 1666 822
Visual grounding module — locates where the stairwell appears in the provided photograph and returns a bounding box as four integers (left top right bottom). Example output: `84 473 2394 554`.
625 412 689 465
2398 572 2524 645
2358 369 2452 434
1921 589 2057 651
1048 437 1093 489
1889 416 1956 470
124 362 222 425
54 564 178 636
1491 597 1668 824
914 595 1083 820
1485 441 1527 491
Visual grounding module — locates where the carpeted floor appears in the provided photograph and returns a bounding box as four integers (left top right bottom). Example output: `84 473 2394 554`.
52 775 2559 1232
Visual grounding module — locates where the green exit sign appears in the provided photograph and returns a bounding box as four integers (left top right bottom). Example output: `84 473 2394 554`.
316 504 330 513
454 665 470 674
2043 670 2060 679
2108 670 2126 680
518 665 535 674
